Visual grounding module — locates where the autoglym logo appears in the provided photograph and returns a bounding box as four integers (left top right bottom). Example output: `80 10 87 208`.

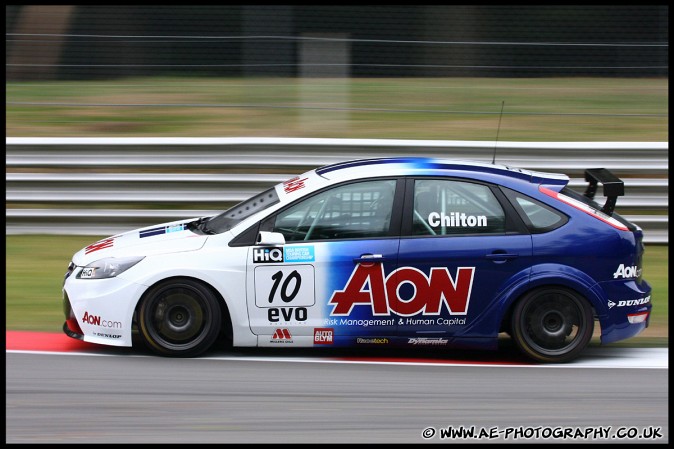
253 247 284 263
328 264 475 316
613 264 641 279
313 328 334 345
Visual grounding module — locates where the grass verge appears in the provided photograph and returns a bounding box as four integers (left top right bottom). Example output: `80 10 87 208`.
6 77 668 140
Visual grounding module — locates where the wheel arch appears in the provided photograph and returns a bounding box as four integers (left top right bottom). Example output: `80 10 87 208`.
133 275 233 347
510 284 595 362
499 264 606 335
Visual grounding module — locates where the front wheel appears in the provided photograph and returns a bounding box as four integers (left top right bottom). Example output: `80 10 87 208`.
138 279 222 357
511 287 594 363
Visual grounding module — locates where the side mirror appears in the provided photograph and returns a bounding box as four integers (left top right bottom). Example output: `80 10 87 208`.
256 231 286 246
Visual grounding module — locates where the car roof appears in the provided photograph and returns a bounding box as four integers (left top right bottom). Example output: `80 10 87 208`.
314 157 569 187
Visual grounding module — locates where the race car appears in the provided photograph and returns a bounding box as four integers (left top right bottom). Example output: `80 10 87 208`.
62 157 652 363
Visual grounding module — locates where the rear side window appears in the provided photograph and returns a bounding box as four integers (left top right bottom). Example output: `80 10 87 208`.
501 187 568 233
413 179 506 235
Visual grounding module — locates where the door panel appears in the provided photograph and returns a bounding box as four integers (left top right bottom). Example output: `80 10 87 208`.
396 178 532 342
246 178 402 346
397 235 532 339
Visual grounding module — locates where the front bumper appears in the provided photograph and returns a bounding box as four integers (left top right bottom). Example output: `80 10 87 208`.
63 290 84 339
62 267 147 348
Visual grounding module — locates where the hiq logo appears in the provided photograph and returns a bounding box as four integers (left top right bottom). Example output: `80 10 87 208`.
253 247 284 263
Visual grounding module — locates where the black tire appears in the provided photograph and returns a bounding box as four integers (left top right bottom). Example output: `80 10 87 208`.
138 279 222 357
511 287 594 363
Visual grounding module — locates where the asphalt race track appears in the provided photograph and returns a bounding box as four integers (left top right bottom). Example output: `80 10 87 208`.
5 331 669 444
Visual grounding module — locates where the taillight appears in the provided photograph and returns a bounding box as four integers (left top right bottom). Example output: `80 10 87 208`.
539 186 629 231
627 311 649 324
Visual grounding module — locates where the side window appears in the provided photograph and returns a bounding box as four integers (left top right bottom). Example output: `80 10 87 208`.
501 187 568 233
413 179 505 236
271 179 397 241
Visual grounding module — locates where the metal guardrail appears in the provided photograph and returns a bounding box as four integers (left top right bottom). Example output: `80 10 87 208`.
5 138 668 243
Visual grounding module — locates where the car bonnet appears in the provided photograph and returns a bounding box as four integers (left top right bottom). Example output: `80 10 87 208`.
71 218 208 266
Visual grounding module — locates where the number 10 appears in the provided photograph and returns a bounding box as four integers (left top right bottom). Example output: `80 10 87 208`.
268 270 302 303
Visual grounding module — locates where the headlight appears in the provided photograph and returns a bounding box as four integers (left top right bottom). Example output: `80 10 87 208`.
76 256 145 279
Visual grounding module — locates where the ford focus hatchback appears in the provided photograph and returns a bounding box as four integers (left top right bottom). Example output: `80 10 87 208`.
62 158 652 363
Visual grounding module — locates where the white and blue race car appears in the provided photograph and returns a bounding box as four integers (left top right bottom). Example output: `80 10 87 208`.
63 157 651 363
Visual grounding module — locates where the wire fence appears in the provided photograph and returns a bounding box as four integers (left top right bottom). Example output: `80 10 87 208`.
6 5 669 79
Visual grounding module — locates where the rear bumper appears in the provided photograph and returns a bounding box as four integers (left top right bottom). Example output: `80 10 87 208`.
597 279 652 345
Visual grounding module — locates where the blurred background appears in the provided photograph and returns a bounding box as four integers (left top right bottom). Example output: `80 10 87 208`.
5 5 668 139
4 5 668 339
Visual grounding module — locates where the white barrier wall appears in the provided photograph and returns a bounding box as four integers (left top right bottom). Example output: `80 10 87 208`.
6 138 668 243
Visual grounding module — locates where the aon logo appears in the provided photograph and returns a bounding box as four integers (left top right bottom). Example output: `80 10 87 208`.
329 264 474 316
613 264 641 279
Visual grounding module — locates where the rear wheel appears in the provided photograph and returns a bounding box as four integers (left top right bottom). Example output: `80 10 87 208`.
511 287 594 363
138 279 222 357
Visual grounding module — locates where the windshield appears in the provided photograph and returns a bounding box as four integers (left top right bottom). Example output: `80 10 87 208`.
203 187 280 234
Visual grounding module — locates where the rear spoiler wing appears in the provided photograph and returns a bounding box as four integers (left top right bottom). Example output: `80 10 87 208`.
583 168 624 216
